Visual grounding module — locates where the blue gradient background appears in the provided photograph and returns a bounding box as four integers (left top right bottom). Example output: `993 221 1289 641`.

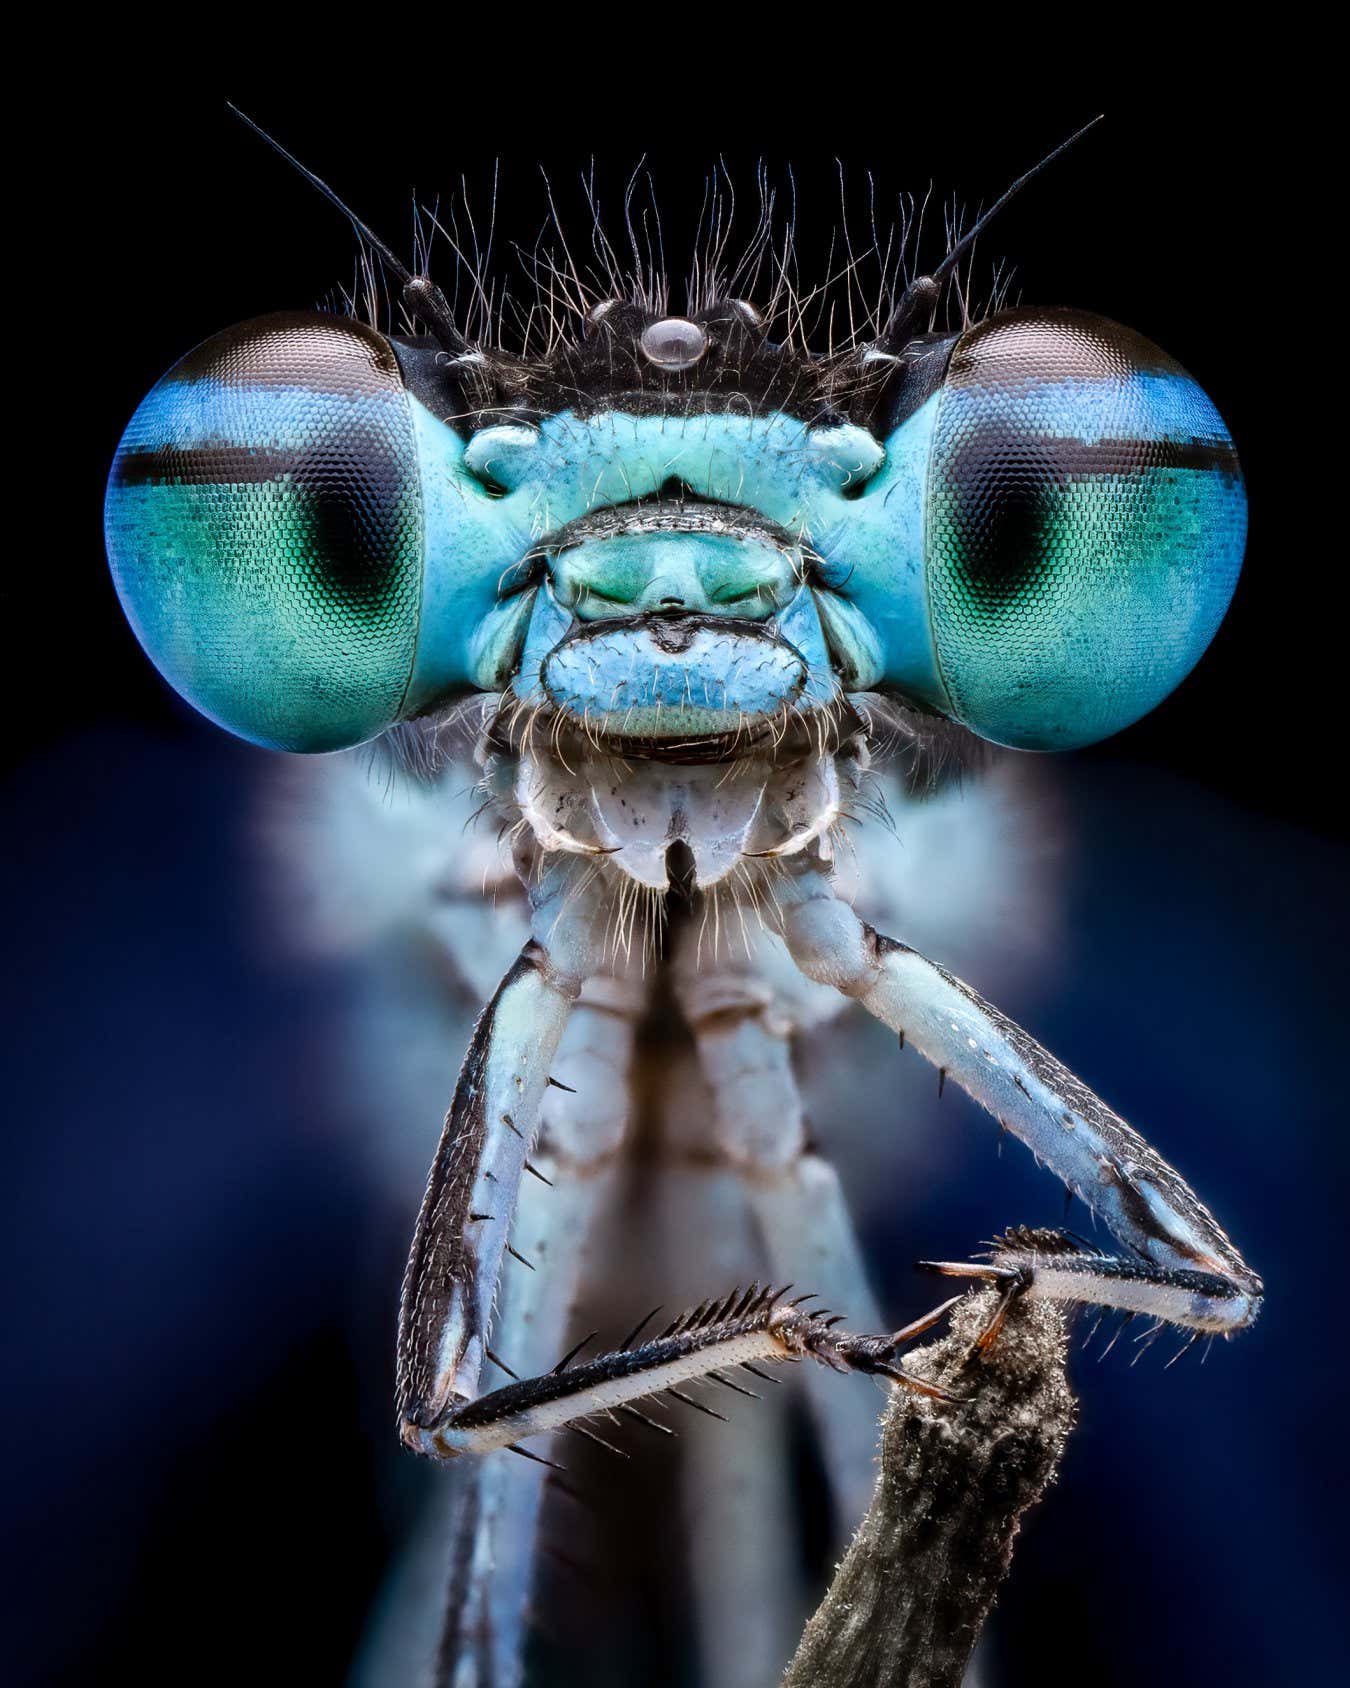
5 720 1341 1685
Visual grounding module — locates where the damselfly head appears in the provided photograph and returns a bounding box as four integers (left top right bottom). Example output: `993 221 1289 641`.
104 117 1246 887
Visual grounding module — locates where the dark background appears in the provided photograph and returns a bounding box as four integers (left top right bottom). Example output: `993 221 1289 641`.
5 68 1341 1686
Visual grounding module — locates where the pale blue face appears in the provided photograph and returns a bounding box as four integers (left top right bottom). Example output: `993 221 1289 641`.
105 305 1244 757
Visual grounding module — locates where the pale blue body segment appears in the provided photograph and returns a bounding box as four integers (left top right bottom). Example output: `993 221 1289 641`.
416 406 915 734
813 392 948 707
541 617 806 737
401 396 526 708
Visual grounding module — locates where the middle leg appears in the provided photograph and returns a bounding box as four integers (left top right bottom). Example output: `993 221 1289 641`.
669 945 886 1532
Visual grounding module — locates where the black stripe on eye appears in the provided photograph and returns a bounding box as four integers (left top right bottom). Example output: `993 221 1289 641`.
932 420 1241 613
112 444 306 486
938 423 1240 491
112 427 418 494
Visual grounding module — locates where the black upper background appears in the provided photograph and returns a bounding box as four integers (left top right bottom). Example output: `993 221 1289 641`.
35 79 1332 837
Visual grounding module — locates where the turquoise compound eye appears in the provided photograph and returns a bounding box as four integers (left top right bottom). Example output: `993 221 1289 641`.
105 312 425 752
921 308 1246 750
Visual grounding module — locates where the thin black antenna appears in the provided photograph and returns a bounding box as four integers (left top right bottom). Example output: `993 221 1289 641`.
878 115 1104 353
228 104 469 355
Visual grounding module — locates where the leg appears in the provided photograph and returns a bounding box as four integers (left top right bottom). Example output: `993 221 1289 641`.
669 952 885 1530
920 1224 1256 1339
398 850 610 1445
414 902 958 1464
438 1151 618 1688
652 1145 806 1688
772 857 1263 1332
397 952 641 1687
427 1286 960 1457
455 977 644 1688
751 1159 884 1523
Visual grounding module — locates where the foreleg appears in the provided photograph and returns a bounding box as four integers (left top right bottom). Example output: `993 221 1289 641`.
425 1289 959 1458
772 860 1262 1333
398 852 610 1447
462 977 642 1688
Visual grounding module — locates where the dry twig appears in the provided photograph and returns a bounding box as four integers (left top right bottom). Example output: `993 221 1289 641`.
785 1279 1077 1688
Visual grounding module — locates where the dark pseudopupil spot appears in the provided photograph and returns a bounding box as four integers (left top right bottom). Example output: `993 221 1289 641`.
287 430 410 617
939 421 1061 612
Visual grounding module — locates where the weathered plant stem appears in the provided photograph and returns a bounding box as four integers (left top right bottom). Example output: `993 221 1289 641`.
784 1286 1077 1688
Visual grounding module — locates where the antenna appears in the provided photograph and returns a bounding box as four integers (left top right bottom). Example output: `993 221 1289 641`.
878 115 1104 353
228 104 469 355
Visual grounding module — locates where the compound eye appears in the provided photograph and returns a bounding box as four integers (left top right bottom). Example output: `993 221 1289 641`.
105 312 424 751
925 309 1246 749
